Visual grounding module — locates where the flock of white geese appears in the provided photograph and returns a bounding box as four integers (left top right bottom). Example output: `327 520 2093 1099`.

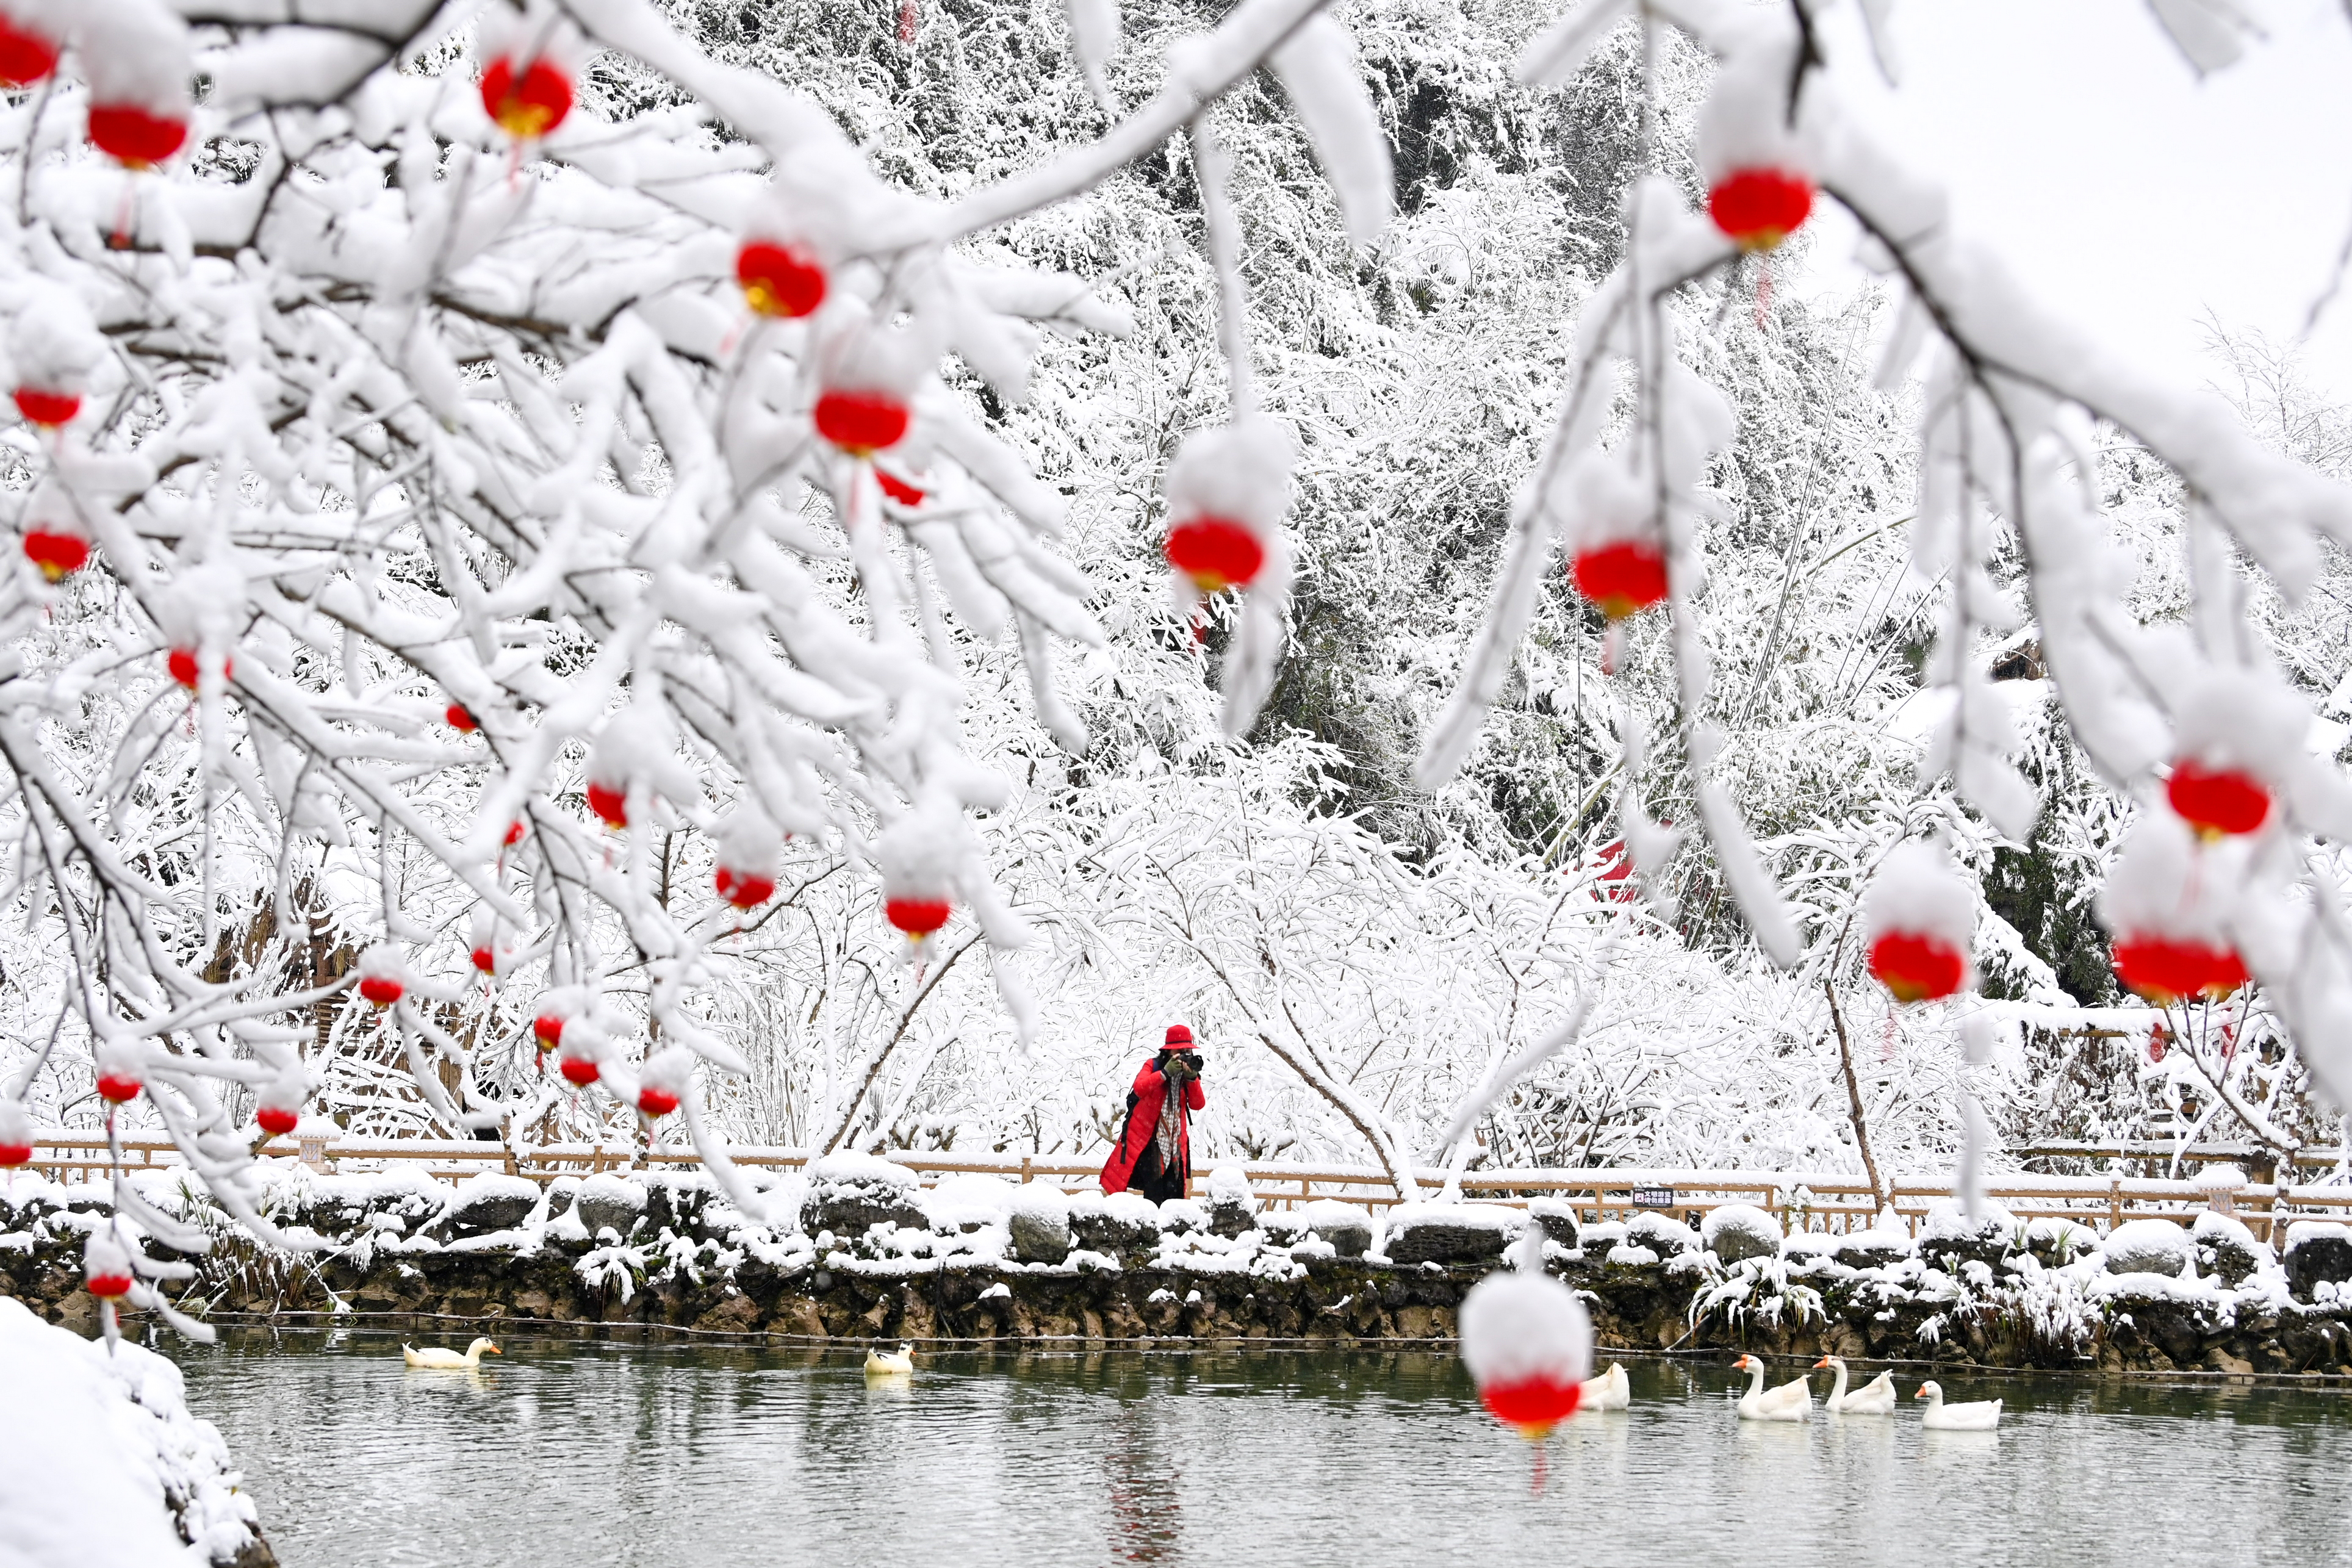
397 1340 1999 1432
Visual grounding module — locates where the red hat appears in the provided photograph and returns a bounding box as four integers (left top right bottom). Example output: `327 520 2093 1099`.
1163 1024 1194 1047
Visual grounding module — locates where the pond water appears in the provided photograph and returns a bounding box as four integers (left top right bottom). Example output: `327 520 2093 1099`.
179 1332 2352 1567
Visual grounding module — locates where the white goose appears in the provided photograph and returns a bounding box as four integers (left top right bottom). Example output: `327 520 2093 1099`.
1733 1353 1811 1422
403 1337 500 1370
1814 1355 1897 1415
1581 1362 1630 1411
1915 1379 2002 1431
864 1343 915 1378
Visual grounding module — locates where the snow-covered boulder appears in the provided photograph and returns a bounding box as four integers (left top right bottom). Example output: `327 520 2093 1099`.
1624 1211 1697 1259
1381 1201 1514 1265
2191 1210 2269 1286
1070 1190 1162 1256
1701 1203 1782 1264
1302 1199 1372 1258
2284 1221 2352 1303
801 1153 925 1239
427 1172 541 1241
574 1173 647 1239
1206 1168 1259 1238
1258 1212 1309 1247
924 1173 1018 1235
1782 1231 1840 1264
0 1296 273 1566
2101 1218 2190 1279
1919 1199 2015 1267
1832 1224 1915 1269
1527 1196 1580 1248
1159 1198 1209 1234
1009 1185 1072 1265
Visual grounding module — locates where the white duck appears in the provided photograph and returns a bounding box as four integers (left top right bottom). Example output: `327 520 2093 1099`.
864 1343 915 1378
1733 1353 1811 1422
403 1337 500 1369
1915 1379 2002 1431
1581 1362 1630 1412
1814 1355 1897 1415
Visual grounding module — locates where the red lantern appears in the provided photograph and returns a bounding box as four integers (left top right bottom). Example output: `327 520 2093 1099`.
1570 541 1669 621
2166 761 2270 839
471 944 497 976
876 470 926 507
96 1071 142 1105
447 703 478 732
505 819 528 847
168 649 231 689
886 895 952 939
256 1105 299 1137
1707 168 1815 251
2112 936 2248 1006
736 240 827 320
1868 930 1966 1005
533 1012 565 1051
480 56 572 140
358 974 403 1007
2147 1023 2170 1064
88 104 189 168
13 387 79 428
559 1052 600 1087
586 780 630 829
1480 1375 1583 1440
0 1135 28 1167
85 1265 135 1301
0 14 58 87
636 1083 680 1118
714 866 776 910
23 528 88 583
1165 516 1265 595
813 389 911 456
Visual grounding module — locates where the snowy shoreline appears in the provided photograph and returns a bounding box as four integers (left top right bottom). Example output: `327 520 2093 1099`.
12 1157 2352 1379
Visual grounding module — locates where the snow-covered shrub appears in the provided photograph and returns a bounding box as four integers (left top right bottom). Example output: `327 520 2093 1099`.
1700 1203 1782 1264
0 1297 267 1565
2284 1221 2352 1304
2190 1210 2270 1287
2024 1216 2098 1267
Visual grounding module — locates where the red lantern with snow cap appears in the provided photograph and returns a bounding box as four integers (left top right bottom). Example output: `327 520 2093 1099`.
12 287 100 436
1161 417 1292 597
714 810 782 911
875 804 966 951
1559 455 1669 624
0 1098 31 1167
736 239 827 321
1460 1267 1593 1440
469 908 509 980
1861 841 1974 1004
20 483 90 583
0 3 59 88
1694 20 1820 253
254 1067 306 1137
584 707 694 832
2099 814 2253 1006
95 1043 143 1106
813 306 940 459
81 4 194 170
356 944 406 1009
636 1046 692 1120
2163 669 2305 841
84 1231 135 1301
558 1025 604 1088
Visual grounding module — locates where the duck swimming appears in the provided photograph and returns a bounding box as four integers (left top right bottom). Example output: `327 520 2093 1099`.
403 1337 500 1370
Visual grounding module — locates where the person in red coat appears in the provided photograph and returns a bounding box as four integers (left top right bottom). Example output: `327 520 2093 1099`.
1100 1025 1206 1203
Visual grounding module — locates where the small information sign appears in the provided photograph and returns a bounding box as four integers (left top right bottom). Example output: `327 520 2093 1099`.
1631 1185 1676 1209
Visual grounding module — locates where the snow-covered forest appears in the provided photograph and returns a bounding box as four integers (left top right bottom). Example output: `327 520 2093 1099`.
7 0 2352 1286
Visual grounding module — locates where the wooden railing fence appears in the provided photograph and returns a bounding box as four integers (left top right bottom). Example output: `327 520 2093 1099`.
15 1134 2350 1244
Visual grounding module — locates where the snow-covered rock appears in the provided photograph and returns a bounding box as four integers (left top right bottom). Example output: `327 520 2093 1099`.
2190 1210 2269 1286
802 1153 925 1239
1527 1196 1580 1248
2102 1218 2190 1279
1624 1210 1698 1259
427 1171 541 1241
1008 1184 1072 1265
2024 1215 2097 1266
1070 1190 1162 1255
1206 1168 1258 1238
574 1173 647 1238
1381 1201 1516 1265
1700 1203 1782 1264
1832 1224 1914 1268
0 1296 270 1566
1920 1199 2015 1267
2284 1221 2352 1303
924 1173 1018 1235
1301 1199 1372 1258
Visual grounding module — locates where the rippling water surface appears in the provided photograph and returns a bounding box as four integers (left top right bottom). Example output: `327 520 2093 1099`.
179 1332 2352 1567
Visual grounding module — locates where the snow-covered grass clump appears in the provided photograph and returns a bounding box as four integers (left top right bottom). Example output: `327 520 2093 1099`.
0 1297 265 1566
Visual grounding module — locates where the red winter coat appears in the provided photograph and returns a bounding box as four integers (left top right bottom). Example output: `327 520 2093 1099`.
1099 1056 1204 1195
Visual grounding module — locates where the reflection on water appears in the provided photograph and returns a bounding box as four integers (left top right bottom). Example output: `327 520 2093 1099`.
179 1334 2352 1568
